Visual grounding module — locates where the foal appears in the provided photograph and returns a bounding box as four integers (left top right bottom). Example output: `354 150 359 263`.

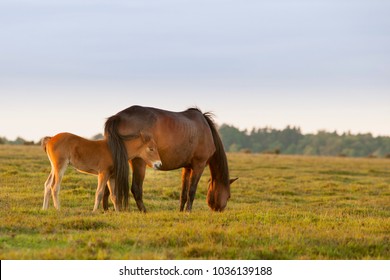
41 132 161 211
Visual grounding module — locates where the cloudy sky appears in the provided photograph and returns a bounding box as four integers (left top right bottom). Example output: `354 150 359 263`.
1 0 389 142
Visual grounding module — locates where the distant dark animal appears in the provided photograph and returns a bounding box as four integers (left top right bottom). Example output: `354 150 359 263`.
104 106 237 212
41 132 161 211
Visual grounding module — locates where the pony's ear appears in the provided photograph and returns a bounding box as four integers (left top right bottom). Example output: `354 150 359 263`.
229 178 238 184
140 132 151 143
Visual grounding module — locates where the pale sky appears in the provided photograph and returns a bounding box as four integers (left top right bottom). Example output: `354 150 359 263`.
1 0 389 142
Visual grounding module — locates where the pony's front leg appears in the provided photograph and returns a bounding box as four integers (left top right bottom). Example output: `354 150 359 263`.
180 168 191 211
93 173 108 212
42 172 53 210
185 164 206 212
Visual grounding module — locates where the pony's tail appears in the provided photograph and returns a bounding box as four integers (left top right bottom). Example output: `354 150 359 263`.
41 137 52 153
104 115 129 210
202 112 229 186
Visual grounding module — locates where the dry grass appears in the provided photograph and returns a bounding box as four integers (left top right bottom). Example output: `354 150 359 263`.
0 145 389 259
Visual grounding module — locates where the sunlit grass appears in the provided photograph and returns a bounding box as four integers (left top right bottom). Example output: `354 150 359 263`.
0 145 389 259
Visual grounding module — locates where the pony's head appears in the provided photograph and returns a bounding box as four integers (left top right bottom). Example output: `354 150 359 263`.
207 177 238 211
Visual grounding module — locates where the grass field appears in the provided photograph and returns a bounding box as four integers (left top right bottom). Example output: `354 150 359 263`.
0 145 389 259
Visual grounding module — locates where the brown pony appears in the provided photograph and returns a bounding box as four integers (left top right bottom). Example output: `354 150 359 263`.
41 132 161 211
104 106 237 212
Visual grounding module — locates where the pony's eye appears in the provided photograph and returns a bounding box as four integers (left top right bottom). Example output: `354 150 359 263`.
148 148 154 152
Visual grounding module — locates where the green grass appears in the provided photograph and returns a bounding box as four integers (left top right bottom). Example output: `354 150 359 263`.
0 145 389 259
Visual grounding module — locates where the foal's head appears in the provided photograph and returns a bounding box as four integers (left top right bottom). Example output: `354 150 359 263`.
128 132 162 170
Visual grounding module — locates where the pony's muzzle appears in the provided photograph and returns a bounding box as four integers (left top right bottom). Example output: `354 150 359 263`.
153 161 162 170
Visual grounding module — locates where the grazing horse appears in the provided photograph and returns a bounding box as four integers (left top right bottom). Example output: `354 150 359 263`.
41 132 162 211
104 105 237 212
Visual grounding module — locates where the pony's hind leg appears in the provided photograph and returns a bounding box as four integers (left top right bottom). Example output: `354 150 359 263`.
43 172 54 210
130 158 147 212
102 184 110 211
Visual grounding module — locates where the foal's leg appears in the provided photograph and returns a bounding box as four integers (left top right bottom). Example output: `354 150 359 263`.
93 172 109 211
180 167 191 212
185 164 206 212
130 158 147 212
51 164 66 210
107 178 119 211
43 172 54 210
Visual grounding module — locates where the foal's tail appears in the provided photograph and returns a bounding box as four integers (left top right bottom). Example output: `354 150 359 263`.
104 115 129 210
41 136 52 153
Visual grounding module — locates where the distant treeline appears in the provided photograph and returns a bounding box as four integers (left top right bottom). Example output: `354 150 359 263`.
219 124 390 158
0 137 36 146
0 134 104 146
2 127 390 158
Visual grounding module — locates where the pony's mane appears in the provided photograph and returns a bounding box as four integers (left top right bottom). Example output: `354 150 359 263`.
202 112 230 186
187 107 202 113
